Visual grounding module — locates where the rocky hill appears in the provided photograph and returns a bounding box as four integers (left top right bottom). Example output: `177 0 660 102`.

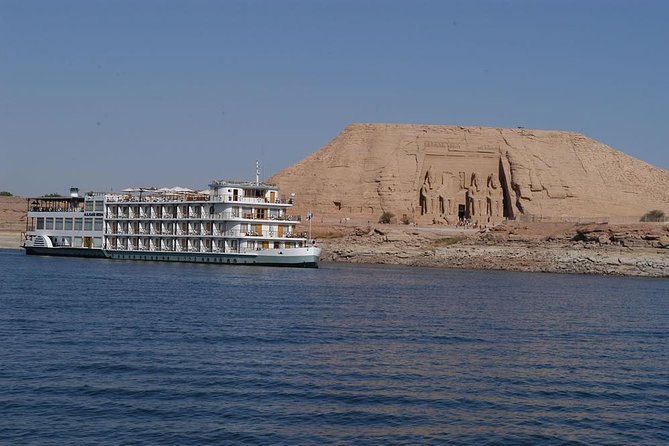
270 124 669 225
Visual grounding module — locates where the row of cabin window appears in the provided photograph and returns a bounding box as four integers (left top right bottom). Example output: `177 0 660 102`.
50 236 103 248
36 217 103 232
84 201 105 212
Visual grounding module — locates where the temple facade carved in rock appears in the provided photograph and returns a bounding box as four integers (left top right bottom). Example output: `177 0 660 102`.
409 135 514 225
416 159 510 225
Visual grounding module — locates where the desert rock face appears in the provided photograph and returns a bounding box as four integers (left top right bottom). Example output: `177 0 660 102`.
270 124 669 224
0 197 26 232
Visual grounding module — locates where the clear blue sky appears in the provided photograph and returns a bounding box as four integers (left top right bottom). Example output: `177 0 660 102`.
2 0 668 196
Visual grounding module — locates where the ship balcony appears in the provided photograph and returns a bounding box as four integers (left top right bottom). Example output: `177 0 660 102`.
218 196 289 205
224 213 298 222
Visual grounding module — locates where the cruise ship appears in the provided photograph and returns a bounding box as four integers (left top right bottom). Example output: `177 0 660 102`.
22 177 321 268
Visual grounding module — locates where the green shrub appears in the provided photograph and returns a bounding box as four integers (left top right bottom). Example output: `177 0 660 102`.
0 191 12 197
379 211 394 224
640 210 666 222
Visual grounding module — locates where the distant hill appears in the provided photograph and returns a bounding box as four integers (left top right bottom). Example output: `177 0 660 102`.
270 124 669 225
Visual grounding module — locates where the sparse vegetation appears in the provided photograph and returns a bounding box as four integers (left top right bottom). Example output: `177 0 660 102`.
0 191 12 197
401 214 412 225
432 237 463 247
640 210 666 222
379 211 394 224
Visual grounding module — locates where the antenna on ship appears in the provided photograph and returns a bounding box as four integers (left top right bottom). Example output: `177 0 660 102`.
255 160 260 185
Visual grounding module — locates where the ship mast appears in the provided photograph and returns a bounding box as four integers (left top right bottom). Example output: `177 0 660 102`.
255 160 260 185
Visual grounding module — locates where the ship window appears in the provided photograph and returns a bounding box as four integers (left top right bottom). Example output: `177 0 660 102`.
85 201 94 212
55 218 64 230
64 218 73 230
93 237 102 248
94 219 103 232
73 236 83 248
74 218 83 231
94 200 104 212
84 218 93 231
36 218 44 230
45 218 54 230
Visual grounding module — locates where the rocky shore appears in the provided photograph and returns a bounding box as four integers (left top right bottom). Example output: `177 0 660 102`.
315 222 669 278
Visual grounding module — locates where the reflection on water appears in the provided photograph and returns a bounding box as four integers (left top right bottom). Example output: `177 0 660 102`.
1 251 668 445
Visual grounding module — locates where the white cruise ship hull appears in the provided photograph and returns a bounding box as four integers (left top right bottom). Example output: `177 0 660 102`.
25 246 322 268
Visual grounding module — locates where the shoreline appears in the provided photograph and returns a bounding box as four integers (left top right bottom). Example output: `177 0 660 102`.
4 222 668 277
322 241 669 277
315 222 669 278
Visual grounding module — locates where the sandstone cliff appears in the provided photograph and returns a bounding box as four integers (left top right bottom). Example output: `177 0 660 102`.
270 124 669 225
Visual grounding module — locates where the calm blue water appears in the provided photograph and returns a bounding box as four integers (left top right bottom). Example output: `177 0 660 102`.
1 249 668 445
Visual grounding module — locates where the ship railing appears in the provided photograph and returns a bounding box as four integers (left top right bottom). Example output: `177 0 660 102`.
230 215 300 222
221 197 267 204
219 197 289 205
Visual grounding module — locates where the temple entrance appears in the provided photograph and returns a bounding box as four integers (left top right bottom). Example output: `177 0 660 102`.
458 205 466 220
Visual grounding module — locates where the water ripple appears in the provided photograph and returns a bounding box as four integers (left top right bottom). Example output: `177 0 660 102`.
0 252 668 445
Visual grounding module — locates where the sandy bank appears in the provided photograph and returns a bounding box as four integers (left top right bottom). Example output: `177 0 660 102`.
0 231 22 250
